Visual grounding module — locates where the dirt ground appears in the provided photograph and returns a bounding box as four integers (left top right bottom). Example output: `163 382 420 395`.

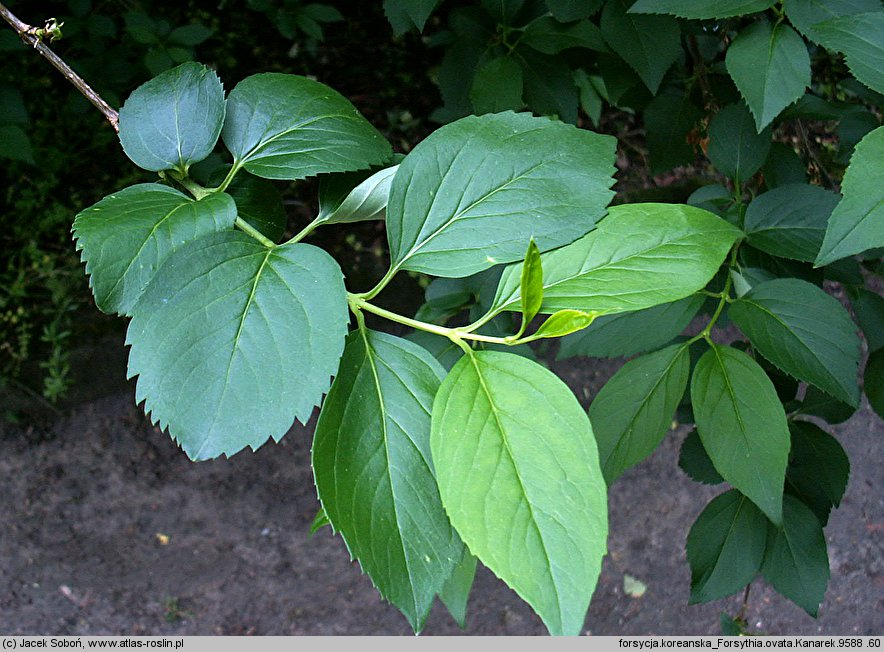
1 336 882 636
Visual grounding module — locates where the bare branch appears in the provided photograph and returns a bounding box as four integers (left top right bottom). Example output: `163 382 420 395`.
0 2 119 132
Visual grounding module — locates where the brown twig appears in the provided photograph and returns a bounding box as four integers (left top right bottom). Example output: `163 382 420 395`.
0 2 119 132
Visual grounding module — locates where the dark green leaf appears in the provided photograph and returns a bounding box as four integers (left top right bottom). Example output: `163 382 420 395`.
600 0 681 94
127 231 348 460
209 168 287 242
815 126 884 266
762 142 808 189
707 103 772 182
730 278 861 406
439 551 477 629
405 331 464 371
317 164 398 225
431 351 607 636
119 62 225 173
629 0 775 18
796 386 855 424
761 495 830 617
852 288 884 352
516 48 580 123
521 17 607 54
785 0 882 43
546 0 603 21
491 203 741 316
0 125 34 164
725 21 811 132
687 490 768 603
644 92 702 174
865 349 884 419
573 69 604 126
384 0 441 34
678 430 725 485
559 295 704 360
589 343 691 484
167 24 213 46
719 613 747 636
691 344 790 524
386 111 615 277
470 57 524 114
744 184 840 262
688 184 732 216
812 13 884 95
313 329 462 632
786 422 849 526
73 184 237 316
836 111 880 165
0 85 27 125
222 73 391 180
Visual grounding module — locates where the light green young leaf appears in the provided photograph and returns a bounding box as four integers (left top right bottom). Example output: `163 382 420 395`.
730 278 861 407
707 103 772 181
559 295 703 360
313 329 462 633
532 310 596 340
317 164 398 225
518 239 543 334
725 21 811 132
786 422 850 526
431 351 608 636
691 344 790 525
785 0 882 43
589 343 690 484
521 16 607 54
439 550 477 629
118 62 225 173
629 0 775 18
310 508 330 536
812 13 884 95
687 490 768 603
386 111 615 278
761 495 830 617
127 231 348 460
491 203 741 316
744 184 840 262
815 126 884 266
600 0 681 94
73 184 236 316
222 73 391 180
470 57 524 114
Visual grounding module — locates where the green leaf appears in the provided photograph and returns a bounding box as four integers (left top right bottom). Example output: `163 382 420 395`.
796 385 856 424
678 430 725 485
490 203 741 316
72 184 237 316
687 490 768 603
167 24 213 46
313 329 462 632
785 0 882 43
515 48 580 123
0 125 34 164
836 111 880 165
317 164 398 225
118 62 225 173
573 69 604 126
691 344 790 524
384 0 441 34
470 57 524 114
589 343 691 484
532 309 596 340
431 351 608 636
439 551 477 629
209 168 287 242
546 0 603 21
865 349 884 419
386 111 616 278
729 278 861 407
720 612 748 636
812 13 884 95
629 0 775 19
521 16 607 54
744 184 840 261
643 92 703 174
127 231 348 460
310 507 330 536
405 331 464 371
786 422 849 526
559 295 704 360
852 288 884 352
815 126 884 266
222 73 392 180
761 494 830 617
762 142 808 189
725 21 811 132
600 0 681 94
518 239 543 332
707 103 772 181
